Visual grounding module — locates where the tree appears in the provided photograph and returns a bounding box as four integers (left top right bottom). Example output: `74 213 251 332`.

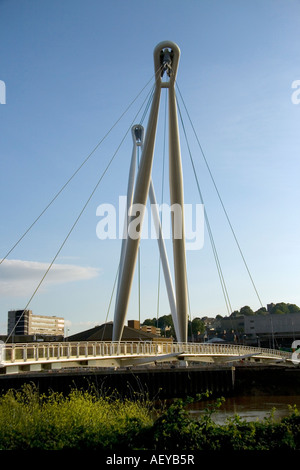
142 315 176 337
267 303 300 315
230 310 240 318
270 303 290 315
255 307 267 315
156 315 175 338
157 315 173 330
143 318 157 327
239 306 254 316
190 317 205 336
288 304 300 314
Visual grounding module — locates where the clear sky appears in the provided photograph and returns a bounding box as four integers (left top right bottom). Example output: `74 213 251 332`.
0 0 299 336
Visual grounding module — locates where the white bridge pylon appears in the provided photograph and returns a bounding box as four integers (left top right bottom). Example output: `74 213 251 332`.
113 41 188 343
117 123 180 341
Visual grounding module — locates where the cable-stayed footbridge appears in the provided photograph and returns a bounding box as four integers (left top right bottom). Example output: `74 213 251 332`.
0 340 291 375
0 41 293 375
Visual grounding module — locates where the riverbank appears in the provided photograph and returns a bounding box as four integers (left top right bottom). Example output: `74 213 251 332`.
0 363 299 399
187 394 300 424
0 384 300 451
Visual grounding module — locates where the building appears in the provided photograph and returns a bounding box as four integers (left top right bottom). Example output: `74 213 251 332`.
141 324 161 336
7 310 65 339
67 320 170 343
128 320 161 336
219 316 245 333
7 309 31 336
244 313 300 348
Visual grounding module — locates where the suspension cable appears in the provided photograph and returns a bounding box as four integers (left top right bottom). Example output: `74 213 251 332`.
137 145 141 325
176 83 264 309
100 75 160 338
6 85 156 343
97 80 155 337
0 73 156 267
136 86 154 324
100 264 120 341
140 86 155 125
176 96 233 316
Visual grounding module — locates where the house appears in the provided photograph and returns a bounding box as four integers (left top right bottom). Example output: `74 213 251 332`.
67 321 172 343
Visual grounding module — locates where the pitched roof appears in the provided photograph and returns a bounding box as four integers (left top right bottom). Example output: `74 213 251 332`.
67 322 158 342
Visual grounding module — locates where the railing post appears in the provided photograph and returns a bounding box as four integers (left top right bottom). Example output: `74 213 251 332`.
1 339 290 372
11 344 15 363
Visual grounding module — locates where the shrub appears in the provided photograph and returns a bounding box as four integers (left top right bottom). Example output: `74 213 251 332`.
0 384 153 450
0 384 300 451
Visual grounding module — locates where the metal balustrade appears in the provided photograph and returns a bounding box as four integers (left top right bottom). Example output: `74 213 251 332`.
0 341 292 375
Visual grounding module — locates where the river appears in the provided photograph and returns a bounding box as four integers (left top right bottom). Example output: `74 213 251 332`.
187 395 300 424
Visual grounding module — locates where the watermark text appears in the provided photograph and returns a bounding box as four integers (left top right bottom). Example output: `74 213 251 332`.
0 80 6 104
291 80 300 105
96 196 204 251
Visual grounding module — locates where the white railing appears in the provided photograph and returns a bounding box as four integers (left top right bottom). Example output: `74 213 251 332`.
1 341 291 366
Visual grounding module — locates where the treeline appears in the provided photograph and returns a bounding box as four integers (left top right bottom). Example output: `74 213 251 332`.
143 315 205 338
142 302 300 338
228 302 300 318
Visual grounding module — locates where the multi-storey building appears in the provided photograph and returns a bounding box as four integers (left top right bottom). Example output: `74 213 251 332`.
7 309 31 336
7 310 64 338
244 313 300 347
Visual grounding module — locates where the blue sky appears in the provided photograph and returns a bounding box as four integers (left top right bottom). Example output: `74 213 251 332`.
0 0 300 336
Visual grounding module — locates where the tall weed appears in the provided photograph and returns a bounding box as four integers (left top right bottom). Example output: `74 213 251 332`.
0 384 300 450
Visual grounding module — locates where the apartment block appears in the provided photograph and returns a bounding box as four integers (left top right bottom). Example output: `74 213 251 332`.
8 310 65 337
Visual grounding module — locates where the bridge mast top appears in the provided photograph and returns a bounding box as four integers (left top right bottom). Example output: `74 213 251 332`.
154 41 180 87
132 124 144 147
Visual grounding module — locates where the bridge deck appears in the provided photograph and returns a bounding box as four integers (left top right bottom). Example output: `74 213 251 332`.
0 341 292 374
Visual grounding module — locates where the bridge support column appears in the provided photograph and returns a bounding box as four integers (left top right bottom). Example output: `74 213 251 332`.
168 71 188 343
112 41 188 343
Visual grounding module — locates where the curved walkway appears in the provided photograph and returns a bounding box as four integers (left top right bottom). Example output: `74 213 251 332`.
0 341 292 375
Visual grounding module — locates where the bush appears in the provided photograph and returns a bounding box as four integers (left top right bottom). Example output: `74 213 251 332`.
151 393 300 451
0 384 300 451
0 384 153 450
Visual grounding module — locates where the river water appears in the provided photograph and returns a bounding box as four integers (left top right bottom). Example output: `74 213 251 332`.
187 395 300 424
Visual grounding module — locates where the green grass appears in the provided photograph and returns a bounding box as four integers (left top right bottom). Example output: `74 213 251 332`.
0 384 300 450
